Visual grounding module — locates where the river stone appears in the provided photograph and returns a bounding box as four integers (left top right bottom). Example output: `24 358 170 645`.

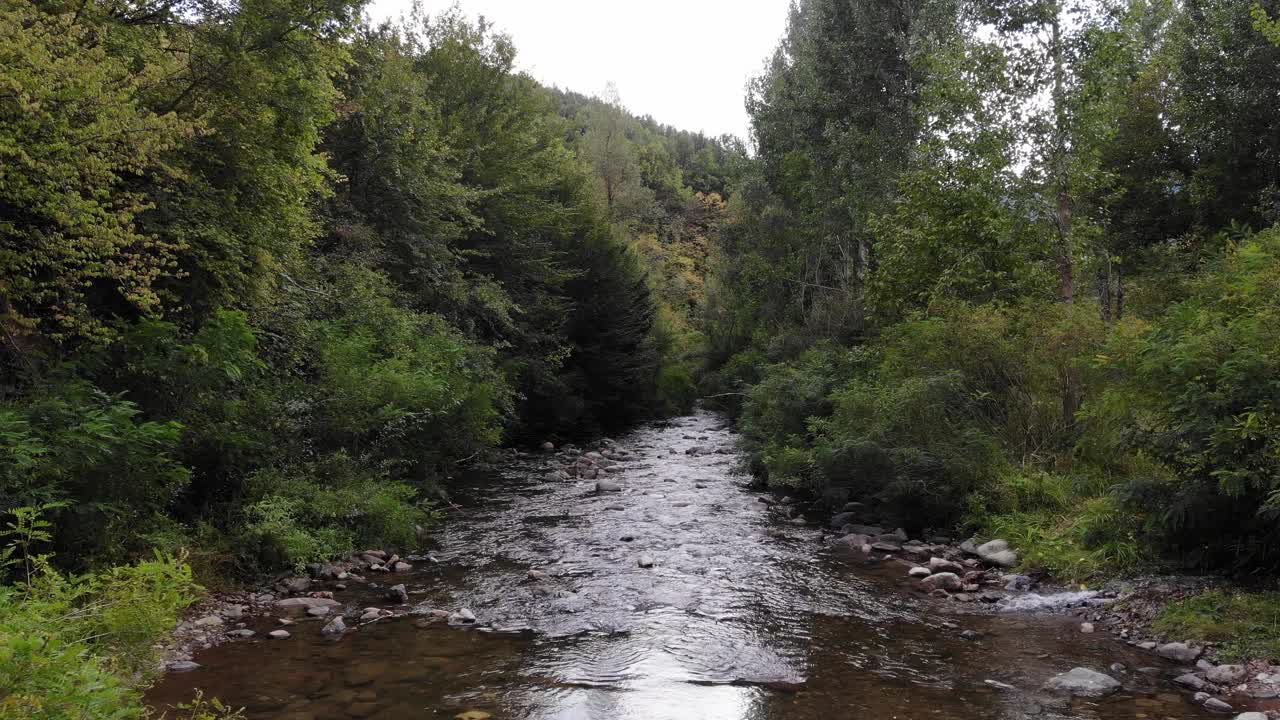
1203 698 1233 713
1236 714 1269 720
834 533 870 550
228 629 255 638
280 576 312 594
637 554 655 568
268 629 291 639
1206 665 1247 685
829 512 858 529
1174 673 1207 690
870 541 902 552
540 441 555 452
387 584 408 604
1004 574 1034 591
1158 642 1202 662
276 597 341 610
306 605 330 617
1042 667 1122 698
596 480 622 492
921 572 962 592
977 539 1019 568
449 608 477 625
908 566 932 578
168 661 202 672
928 557 964 574
193 615 223 627
322 616 347 636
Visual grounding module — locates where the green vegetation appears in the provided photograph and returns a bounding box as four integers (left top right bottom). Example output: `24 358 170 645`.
1155 590 1280 662
704 0 1280 581
0 1 735 715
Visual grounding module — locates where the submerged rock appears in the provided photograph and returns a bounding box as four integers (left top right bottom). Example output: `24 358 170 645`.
1042 667 1121 698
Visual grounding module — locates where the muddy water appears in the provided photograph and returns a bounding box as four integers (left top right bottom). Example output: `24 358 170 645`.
149 411 1223 720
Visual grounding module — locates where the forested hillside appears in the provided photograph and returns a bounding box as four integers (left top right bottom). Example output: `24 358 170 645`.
7 0 1280 715
0 3 740 708
705 0 1280 579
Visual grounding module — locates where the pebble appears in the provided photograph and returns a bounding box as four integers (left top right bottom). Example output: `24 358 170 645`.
168 661 202 672
268 630 291 639
638 554 655 568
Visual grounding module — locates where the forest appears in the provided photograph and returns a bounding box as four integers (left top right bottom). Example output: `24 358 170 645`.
3 0 1280 717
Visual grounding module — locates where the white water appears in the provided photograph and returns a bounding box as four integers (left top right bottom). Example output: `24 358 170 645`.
999 590 1105 612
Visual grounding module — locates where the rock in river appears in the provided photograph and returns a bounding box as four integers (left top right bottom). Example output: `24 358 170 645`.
1042 667 1121 698
638 554 655 568
976 539 1019 568
1158 642 1202 662
928 557 964 574
322 616 347 636
920 572 962 592
596 480 622 492
276 597 341 610
1206 664 1247 685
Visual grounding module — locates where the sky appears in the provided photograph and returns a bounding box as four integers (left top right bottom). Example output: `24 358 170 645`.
366 0 793 141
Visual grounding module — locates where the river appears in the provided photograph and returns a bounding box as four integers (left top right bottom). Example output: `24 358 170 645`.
148 410 1221 719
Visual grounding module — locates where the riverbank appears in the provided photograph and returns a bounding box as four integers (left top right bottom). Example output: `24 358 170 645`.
802 498 1280 716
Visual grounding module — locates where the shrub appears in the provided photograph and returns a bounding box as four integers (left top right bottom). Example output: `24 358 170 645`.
240 453 434 572
0 504 200 719
0 384 189 568
1089 225 1280 571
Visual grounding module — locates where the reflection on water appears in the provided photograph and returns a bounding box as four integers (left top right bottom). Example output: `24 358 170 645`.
148 411 1222 719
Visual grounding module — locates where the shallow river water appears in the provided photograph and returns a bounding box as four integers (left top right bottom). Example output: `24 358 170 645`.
149 411 1227 720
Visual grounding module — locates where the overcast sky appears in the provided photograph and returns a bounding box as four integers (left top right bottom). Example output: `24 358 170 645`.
366 0 792 141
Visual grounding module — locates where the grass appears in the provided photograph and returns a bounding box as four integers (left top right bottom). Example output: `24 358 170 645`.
1154 590 1280 662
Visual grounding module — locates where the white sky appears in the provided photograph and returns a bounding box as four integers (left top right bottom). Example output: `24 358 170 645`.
366 0 793 141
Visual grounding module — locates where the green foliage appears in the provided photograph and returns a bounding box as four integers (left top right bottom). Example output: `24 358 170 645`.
1089 226 1280 571
980 487 1145 582
1155 590 1280 662
0 504 199 719
0 2 188 346
0 384 188 568
241 453 433 573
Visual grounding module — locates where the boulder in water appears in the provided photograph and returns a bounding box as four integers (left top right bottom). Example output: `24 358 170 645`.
920 572 962 592
1042 667 1121 698
928 557 964 574
321 616 347 636
976 539 1019 568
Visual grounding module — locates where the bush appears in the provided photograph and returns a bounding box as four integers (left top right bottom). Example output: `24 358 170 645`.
0 384 189 568
0 505 200 719
735 303 1107 531
240 453 433 572
1089 226 1280 571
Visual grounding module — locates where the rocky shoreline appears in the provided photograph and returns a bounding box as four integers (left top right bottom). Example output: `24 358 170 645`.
160 431 1278 719
807 501 1280 717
